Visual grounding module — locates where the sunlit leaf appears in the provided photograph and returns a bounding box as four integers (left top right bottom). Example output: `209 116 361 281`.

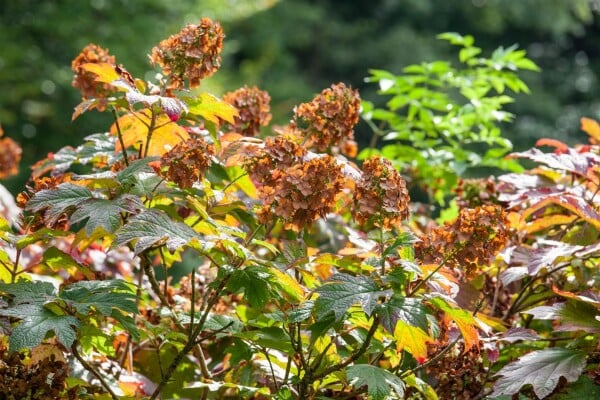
81 63 119 84
581 117 600 142
394 321 433 364
111 110 190 157
377 297 428 334
429 297 479 351
185 93 238 124
491 348 586 398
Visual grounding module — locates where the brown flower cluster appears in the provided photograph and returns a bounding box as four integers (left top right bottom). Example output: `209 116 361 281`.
17 174 73 231
455 178 499 209
292 82 360 156
414 205 509 278
223 85 272 136
0 127 22 179
245 136 345 230
160 137 215 189
71 44 116 103
150 18 224 89
353 156 410 229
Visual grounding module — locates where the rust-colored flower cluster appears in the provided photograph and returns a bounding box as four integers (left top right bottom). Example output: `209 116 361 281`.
455 178 499 209
353 156 410 229
246 136 345 230
150 18 224 89
292 82 360 157
71 44 116 103
0 126 22 179
223 85 272 136
159 137 215 189
415 205 509 278
17 174 73 232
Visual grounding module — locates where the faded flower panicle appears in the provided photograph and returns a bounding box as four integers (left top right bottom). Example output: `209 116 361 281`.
353 156 410 229
256 156 346 231
293 82 360 157
71 44 116 104
160 137 215 189
0 130 22 179
150 18 224 89
455 178 499 209
414 205 509 278
223 85 272 136
245 135 306 189
17 174 73 232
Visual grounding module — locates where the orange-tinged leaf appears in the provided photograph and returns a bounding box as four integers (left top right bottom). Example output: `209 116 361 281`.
430 297 479 351
552 285 600 306
525 214 578 234
394 321 433 364
81 62 120 84
111 110 190 157
522 194 600 230
581 117 600 142
187 93 238 124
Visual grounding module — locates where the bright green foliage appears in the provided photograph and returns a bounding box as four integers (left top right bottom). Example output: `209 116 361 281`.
347 364 405 400
361 33 537 204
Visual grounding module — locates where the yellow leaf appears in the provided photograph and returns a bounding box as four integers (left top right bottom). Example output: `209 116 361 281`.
430 297 480 351
581 117 600 142
81 63 120 84
525 214 577 234
394 321 433 364
187 93 238 124
270 268 305 302
111 110 190 157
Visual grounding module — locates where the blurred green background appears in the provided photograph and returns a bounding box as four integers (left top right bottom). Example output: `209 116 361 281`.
1 0 599 194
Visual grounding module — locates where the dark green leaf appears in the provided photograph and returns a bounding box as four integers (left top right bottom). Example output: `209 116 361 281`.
60 279 138 315
551 375 600 400
228 266 272 308
116 157 159 187
26 183 93 225
114 209 199 254
236 326 294 355
347 364 405 400
377 297 427 334
70 194 143 235
491 348 586 398
315 273 388 321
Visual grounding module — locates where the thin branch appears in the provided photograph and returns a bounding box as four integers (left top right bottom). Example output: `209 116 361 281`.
72 341 119 400
111 107 129 167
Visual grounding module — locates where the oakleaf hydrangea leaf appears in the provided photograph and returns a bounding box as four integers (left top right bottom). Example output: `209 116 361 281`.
315 273 388 321
491 348 586 398
114 209 199 254
70 194 143 235
26 183 93 226
347 364 404 400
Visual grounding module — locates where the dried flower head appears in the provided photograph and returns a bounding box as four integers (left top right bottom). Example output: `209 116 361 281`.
71 43 116 104
150 18 224 89
17 174 73 232
353 156 410 229
293 82 360 156
223 85 272 136
455 178 499 209
245 135 306 189
257 155 346 231
415 205 509 278
0 128 22 179
160 137 215 189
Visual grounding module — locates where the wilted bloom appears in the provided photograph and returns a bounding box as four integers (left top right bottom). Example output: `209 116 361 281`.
160 137 215 189
71 44 116 104
223 85 272 136
245 135 306 189
0 127 22 179
353 155 410 229
414 205 509 278
293 82 360 156
17 174 73 232
150 18 224 89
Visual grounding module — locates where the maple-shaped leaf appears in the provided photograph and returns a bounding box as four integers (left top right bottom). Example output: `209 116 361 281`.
70 194 144 235
491 348 586 399
314 273 390 321
111 109 190 157
113 209 199 254
125 91 189 121
26 183 93 226
510 147 600 177
0 281 80 352
347 364 405 400
185 93 238 124
523 194 600 231
228 265 273 308
377 297 428 334
394 320 433 364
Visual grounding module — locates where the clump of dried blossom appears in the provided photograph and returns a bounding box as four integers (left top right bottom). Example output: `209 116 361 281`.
17 174 74 232
353 155 410 229
223 85 272 136
0 127 22 179
71 44 116 106
245 136 345 230
414 205 509 278
150 18 224 89
292 82 360 157
455 178 499 209
159 137 215 189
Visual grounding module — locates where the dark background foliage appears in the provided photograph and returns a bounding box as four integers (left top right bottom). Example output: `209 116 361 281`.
1 0 599 192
